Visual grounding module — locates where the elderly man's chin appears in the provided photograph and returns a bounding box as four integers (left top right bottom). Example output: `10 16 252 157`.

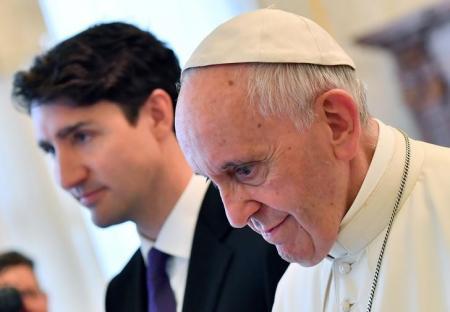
275 244 324 266
248 223 321 265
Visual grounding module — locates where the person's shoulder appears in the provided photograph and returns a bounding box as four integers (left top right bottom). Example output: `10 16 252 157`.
223 224 289 276
200 186 271 247
105 249 146 311
412 138 450 182
418 139 450 163
106 249 144 293
226 224 273 249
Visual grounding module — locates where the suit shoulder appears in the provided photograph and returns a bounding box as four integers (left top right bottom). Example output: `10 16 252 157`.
226 226 288 266
108 249 143 287
105 249 146 310
105 249 147 311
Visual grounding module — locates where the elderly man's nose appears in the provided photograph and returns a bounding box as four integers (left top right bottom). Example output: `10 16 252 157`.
219 187 260 228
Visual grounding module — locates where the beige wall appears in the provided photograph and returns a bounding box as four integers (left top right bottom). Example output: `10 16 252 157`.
0 78 106 311
0 2 105 312
0 0 46 75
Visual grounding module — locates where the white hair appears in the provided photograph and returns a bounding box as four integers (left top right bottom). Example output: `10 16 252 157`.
245 63 368 130
181 63 368 130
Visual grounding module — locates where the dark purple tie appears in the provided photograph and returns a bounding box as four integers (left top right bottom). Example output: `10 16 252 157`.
147 248 176 312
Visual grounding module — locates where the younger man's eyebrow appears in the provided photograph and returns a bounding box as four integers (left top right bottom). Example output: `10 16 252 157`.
56 121 91 139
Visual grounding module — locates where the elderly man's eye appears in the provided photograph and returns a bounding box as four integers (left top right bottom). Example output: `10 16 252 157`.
233 162 268 186
236 165 253 177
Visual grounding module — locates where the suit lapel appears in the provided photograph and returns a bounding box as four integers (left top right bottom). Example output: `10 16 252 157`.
105 249 148 312
182 186 233 312
126 250 148 312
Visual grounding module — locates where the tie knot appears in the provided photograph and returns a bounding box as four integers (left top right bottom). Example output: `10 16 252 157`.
147 248 170 281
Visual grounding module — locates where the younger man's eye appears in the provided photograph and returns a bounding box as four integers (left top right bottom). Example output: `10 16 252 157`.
72 131 91 143
39 142 55 155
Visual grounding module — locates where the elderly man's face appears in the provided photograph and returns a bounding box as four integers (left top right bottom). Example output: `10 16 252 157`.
176 65 349 266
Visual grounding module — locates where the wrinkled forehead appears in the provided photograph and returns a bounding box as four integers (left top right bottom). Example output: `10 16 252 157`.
176 65 251 127
180 65 247 99
175 65 257 171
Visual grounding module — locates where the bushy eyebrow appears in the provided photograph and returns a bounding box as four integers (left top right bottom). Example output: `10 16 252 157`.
221 161 240 171
37 121 92 152
221 160 258 171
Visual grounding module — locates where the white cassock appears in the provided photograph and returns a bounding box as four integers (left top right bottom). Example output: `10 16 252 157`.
273 120 450 312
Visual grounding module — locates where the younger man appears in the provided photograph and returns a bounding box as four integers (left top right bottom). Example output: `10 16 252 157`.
13 22 287 312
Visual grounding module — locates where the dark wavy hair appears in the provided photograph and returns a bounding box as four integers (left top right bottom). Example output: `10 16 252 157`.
12 22 181 124
0 251 34 274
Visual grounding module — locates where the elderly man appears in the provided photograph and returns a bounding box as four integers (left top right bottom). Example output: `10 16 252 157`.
175 8 450 312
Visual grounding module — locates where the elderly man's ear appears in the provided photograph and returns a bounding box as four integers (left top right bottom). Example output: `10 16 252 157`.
315 89 361 160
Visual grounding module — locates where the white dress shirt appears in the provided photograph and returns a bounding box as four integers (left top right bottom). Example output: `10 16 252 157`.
139 174 209 312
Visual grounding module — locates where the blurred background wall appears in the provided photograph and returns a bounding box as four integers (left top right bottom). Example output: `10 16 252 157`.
0 0 446 311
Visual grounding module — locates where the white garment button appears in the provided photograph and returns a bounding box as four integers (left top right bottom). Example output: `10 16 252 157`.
338 262 352 274
341 300 353 312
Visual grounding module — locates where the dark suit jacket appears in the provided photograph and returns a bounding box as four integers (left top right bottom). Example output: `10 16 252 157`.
105 185 288 312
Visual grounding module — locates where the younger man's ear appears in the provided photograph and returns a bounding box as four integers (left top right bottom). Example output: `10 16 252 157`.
139 88 174 140
315 89 361 160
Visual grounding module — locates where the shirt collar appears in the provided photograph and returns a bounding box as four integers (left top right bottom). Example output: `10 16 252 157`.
329 120 402 258
140 175 209 264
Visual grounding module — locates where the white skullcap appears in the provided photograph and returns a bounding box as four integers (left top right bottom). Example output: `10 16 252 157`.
184 8 355 71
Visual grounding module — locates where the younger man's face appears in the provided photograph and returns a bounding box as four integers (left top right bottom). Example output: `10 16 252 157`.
31 100 165 228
